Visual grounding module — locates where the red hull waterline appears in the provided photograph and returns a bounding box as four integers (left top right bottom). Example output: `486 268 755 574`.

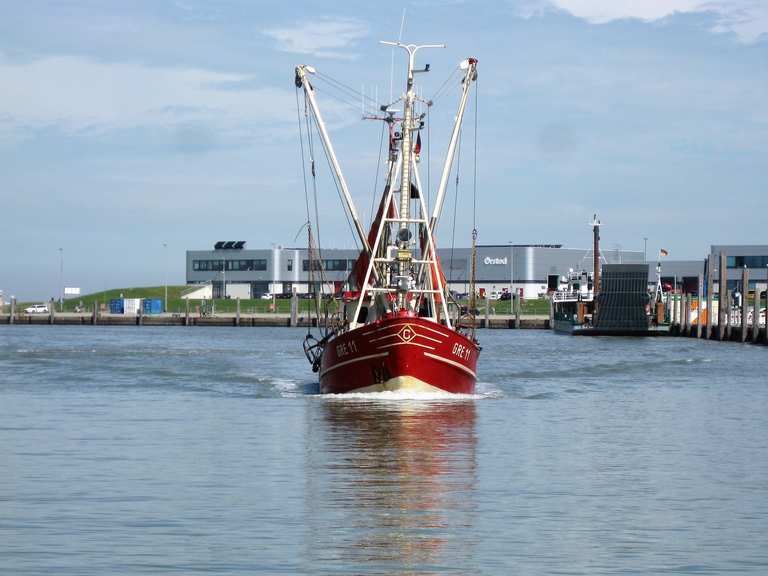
319 315 480 395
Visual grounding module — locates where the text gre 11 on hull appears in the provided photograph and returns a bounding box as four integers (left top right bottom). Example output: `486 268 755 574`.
295 42 481 394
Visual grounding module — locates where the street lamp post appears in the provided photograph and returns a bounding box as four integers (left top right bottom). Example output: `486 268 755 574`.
58 247 64 311
163 242 168 313
508 241 515 313
643 237 648 262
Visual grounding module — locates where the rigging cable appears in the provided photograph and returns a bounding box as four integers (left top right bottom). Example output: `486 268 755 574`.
449 128 462 287
426 104 431 211
315 71 379 108
304 94 327 332
295 87 314 336
429 66 460 105
469 77 479 335
295 89 312 230
312 83 369 115
472 78 478 233
304 95 323 260
307 105 362 254
369 120 386 227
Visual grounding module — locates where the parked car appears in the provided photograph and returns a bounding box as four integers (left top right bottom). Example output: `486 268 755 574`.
25 303 49 314
498 292 512 301
259 293 274 300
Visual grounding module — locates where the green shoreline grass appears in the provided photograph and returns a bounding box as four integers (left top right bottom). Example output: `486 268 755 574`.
18 286 552 315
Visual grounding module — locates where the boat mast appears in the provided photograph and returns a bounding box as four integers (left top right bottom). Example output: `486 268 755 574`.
294 65 371 254
592 214 601 317
381 42 444 309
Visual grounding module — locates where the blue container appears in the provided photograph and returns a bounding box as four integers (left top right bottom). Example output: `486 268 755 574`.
109 298 124 314
142 298 163 315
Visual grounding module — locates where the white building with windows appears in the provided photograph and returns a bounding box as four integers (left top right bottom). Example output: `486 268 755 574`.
186 242 645 299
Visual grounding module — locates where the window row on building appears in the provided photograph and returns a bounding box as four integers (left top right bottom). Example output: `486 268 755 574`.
301 259 357 272
192 259 268 272
726 255 768 268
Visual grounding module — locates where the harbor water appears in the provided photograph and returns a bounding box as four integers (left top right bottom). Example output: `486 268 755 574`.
1 326 767 575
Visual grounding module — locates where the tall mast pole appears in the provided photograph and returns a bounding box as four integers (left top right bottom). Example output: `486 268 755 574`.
381 42 444 309
592 214 601 317
295 65 371 254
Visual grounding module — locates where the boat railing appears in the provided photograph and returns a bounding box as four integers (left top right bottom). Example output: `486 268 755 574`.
552 291 594 303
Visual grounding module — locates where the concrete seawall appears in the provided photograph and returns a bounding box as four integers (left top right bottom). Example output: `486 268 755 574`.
0 313 550 329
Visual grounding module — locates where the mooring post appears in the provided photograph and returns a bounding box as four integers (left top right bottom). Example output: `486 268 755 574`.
10 297 16 325
689 293 695 336
49 298 55 325
697 274 703 339
92 301 98 325
763 284 768 346
185 299 190 326
741 267 749 342
138 300 144 326
728 294 735 340
753 282 761 343
683 294 690 335
718 251 728 340
549 296 554 330
706 255 714 339
672 293 679 330
514 294 521 329
680 294 685 330
666 292 673 326
290 288 298 328
681 294 686 330
484 299 489 328
236 297 241 327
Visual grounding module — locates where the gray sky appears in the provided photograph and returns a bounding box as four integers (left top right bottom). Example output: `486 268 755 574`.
1 1 766 299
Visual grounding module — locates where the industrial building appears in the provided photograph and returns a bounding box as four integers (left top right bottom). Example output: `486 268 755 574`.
657 245 768 294
185 242 644 299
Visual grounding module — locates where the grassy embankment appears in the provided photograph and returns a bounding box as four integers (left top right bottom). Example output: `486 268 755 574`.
43 286 551 315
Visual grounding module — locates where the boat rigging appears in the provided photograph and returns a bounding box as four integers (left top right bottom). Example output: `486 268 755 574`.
294 41 481 394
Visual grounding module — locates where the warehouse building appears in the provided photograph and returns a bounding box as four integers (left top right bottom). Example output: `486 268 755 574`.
186 242 644 299
656 245 768 295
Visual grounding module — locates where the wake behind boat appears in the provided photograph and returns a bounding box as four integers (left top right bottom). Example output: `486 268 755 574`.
295 42 480 394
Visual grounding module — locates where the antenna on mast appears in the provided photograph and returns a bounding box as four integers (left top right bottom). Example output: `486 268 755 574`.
390 9 407 103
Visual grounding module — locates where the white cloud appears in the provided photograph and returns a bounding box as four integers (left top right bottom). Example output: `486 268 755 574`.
262 18 369 59
537 0 768 42
0 54 297 144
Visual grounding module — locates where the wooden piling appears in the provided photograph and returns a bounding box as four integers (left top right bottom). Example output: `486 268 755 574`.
706 255 714 340
696 273 703 338
765 286 768 346
138 301 144 326
683 294 690 335
666 292 673 327
741 267 749 342
9 297 15 325
236 297 241 327
484 299 489 328
185 299 190 326
92 301 98 325
514 295 521 329
49 298 55 325
290 288 298 328
719 251 727 340
549 296 554 330
752 277 760 343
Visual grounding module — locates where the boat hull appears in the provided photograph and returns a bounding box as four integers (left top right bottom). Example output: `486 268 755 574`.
319 316 479 395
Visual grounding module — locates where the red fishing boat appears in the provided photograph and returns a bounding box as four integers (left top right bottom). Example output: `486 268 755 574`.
295 42 480 394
